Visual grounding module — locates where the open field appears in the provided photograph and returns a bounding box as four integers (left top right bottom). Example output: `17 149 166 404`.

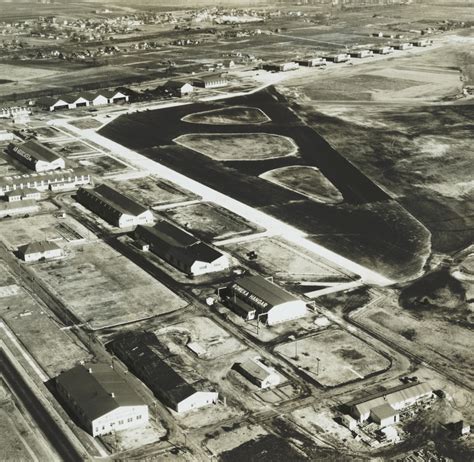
0 406 36 461
162 201 263 241
225 237 352 282
156 316 245 360
109 175 198 208
260 165 343 204
354 288 474 387
77 154 131 176
0 213 95 250
30 241 187 329
182 106 270 125
174 133 298 161
68 118 103 130
274 327 390 387
0 63 60 81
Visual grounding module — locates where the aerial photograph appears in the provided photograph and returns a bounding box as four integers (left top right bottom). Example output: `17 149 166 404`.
0 0 472 460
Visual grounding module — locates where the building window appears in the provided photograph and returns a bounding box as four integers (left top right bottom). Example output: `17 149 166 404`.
127 418 133 423
136 415 142 420
118 420 124 425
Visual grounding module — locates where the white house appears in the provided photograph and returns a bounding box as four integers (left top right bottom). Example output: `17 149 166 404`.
17 240 63 262
56 363 149 437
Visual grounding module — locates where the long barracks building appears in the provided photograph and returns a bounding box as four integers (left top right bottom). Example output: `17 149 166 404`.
8 140 66 172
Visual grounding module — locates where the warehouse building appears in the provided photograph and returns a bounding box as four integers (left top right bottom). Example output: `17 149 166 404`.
17 240 63 262
370 403 400 427
296 57 326 67
77 184 154 228
56 362 148 437
0 199 39 218
224 275 308 326
0 168 91 196
394 42 413 50
163 80 194 97
135 221 230 277
233 357 281 389
8 140 66 172
5 188 41 202
262 61 299 72
37 97 71 112
109 332 218 413
345 382 433 423
102 90 130 104
194 74 228 89
370 46 394 55
350 49 374 58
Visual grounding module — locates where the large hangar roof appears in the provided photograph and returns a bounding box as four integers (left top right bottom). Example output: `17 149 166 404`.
138 220 198 248
12 140 61 163
231 275 299 310
56 363 145 421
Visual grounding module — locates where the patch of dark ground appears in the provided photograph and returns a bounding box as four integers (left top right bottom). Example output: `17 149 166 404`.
100 88 431 282
298 103 474 255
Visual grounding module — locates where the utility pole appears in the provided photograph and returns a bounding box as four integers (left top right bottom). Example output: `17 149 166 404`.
316 357 320 376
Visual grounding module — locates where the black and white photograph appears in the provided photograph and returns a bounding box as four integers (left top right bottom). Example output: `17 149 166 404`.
0 0 472 460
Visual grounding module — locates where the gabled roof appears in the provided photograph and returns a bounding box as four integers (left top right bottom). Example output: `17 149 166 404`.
12 140 62 163
101 90 126 99
137 220 198 248
18 240 61 255
56 363 146 422
371 403 398 420
231 275 299 310
347 382 433 417
187 241 224 264
164 80 192 89
234 357 274 382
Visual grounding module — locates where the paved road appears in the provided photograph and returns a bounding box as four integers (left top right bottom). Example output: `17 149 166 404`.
0 349 84 462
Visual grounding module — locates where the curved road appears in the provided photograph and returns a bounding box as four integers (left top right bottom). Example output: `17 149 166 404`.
0 349 84 462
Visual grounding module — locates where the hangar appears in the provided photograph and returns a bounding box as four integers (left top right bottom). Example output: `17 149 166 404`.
109 332 218 413
135 220 230 277
76 184 154 228
8 140 66 172
163 80 194 97
225 275 308 326
346 382 433 423
193 74 228 89
56 362 148 437
233 357 281 389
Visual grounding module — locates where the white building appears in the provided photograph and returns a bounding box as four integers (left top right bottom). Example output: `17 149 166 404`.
0 130 14 141
394 43 413 50
226 275 308 326
233 357 281 389
346 382 433 423
163 80 194 97
194 75 229 89
17 240 63 262
56 363 148 437
350 50 374 58
5 188 40 202
91 94 109 106
76 184 154 228
103 90 130 104
370 404 400 427
8 140 66 172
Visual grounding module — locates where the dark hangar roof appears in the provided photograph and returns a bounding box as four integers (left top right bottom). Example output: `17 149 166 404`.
12 140 61 163
56 362 146 421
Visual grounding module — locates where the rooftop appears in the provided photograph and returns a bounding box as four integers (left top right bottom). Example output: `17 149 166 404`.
18 240 61 255
371 403 399 420
56 363 146 421
11 140 62 163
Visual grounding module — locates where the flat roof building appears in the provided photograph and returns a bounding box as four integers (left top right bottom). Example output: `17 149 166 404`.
225 275 307 326
17 240 63 262
350 50 374 58
109 332 218 414
8 140 66 172
77 184 154 228
262 61 299 72
324 53 350 63
5 187 40 202
296 57 326 67
135 221 230 277
233 357 281 389
56 362 148 437
346 382 433 422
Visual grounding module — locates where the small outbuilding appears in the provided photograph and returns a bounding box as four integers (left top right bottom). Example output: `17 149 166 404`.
233 357 281 389
370 403 400 427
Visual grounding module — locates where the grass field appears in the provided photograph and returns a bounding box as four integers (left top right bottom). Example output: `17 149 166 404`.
109 175 197 208
31 241 187 329
274 328 390 387
156 316 245 360
225 237 351 282
0 214 95 250
174 133 298 161
162 201 263 241
182 106 270 125
68 118 103 130
77 154 130 176
260 165 344 204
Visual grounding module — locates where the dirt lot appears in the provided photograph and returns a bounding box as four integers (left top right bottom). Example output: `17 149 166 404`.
225 236 351 282
162 201 263 241
274 327 390 387
52 140 95 157
0 213 95 250
156 316 245 360
68 117 103 130
182 106 270 125
353 289 474 388
77 154 131 176
30 241 187 329
260 165 343 204
109 175 198 208
174 133 298 161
